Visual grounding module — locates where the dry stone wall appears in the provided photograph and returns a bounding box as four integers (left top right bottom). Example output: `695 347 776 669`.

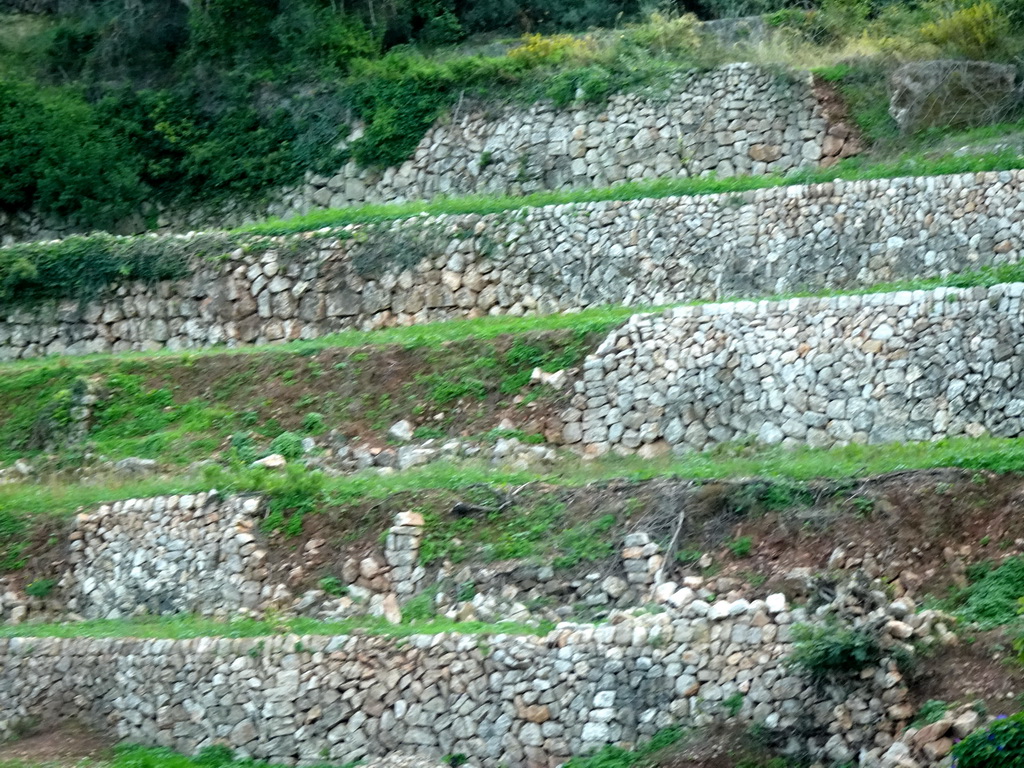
65 492 269 619
1 63 855 244
565 283 1024 454
3 169 1023 361
0 605 921 768
274 64 849 218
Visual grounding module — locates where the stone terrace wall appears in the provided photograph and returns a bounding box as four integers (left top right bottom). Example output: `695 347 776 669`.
63 492 270 619
564 283 1024 454
2 169 1023 360
0 606 917 768
1 63 855 244
273 64 850 218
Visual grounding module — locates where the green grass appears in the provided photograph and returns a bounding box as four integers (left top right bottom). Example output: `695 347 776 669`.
955 557 1024 630
4 434 1024 523
0 614 553 640
239 147 1024 236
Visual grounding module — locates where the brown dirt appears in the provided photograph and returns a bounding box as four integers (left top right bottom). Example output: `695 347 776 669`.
253 469 1024 608
653 723 787 768
139 330 593 448
0 723 113 766
910 629 1024 716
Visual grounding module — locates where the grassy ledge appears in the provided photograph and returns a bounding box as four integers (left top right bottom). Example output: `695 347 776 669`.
3 434 1024 522
0 614 553 640
239 149 1024 236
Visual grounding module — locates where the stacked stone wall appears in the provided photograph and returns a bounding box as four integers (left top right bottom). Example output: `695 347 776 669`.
1 63 853 244
0 607 915 768
566 283 1024 454
2 169 1022 360
64 492 268 619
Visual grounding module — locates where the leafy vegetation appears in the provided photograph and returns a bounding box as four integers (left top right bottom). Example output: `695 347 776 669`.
787 623 882 683
951 711 1024 767
2 0 1024 233
953 556 1024 629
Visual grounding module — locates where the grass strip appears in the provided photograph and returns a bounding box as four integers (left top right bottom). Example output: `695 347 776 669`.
2 434 1023 521
240 149 1024 236
0 614 552 640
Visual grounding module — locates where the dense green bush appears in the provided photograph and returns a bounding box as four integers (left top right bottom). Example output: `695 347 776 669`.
788 623 882 682
269 431 305 460
920 0 1011 59
345 50 539 167
951 712 1024 767
0 81 141 221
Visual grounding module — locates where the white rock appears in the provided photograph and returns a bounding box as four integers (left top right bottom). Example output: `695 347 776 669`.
251 454 286 469
766 593 787 614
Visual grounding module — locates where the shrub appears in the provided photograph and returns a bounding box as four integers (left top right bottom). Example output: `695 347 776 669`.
951 711 1024 767
508 33 597 66
402 587 438 622
728 535 754 558
318 576 347 597
269 431 305 460
0 81 141 221
621 12 701 56
230 432 258 464
920 1 1011 60
24 578 57 598
788 623 882 683
301 412 326 434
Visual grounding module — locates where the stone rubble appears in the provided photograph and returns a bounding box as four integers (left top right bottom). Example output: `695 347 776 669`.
0 488 999 768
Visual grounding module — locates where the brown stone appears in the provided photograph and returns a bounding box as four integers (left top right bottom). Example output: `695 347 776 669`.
913 718 952 746
749 143 783 163
923 737 954 760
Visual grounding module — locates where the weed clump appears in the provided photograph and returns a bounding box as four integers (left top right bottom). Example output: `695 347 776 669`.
788 623 882 683
957 556 1024 629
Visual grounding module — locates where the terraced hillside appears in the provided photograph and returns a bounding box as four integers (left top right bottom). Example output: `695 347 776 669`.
6 10 1024 765
5 161 1024 768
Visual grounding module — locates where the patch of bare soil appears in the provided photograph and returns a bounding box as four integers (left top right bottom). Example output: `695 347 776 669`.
247 468 1024 596
910 629 1024 715
0 723 113 766
141 330 586 446
652 723 784 768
